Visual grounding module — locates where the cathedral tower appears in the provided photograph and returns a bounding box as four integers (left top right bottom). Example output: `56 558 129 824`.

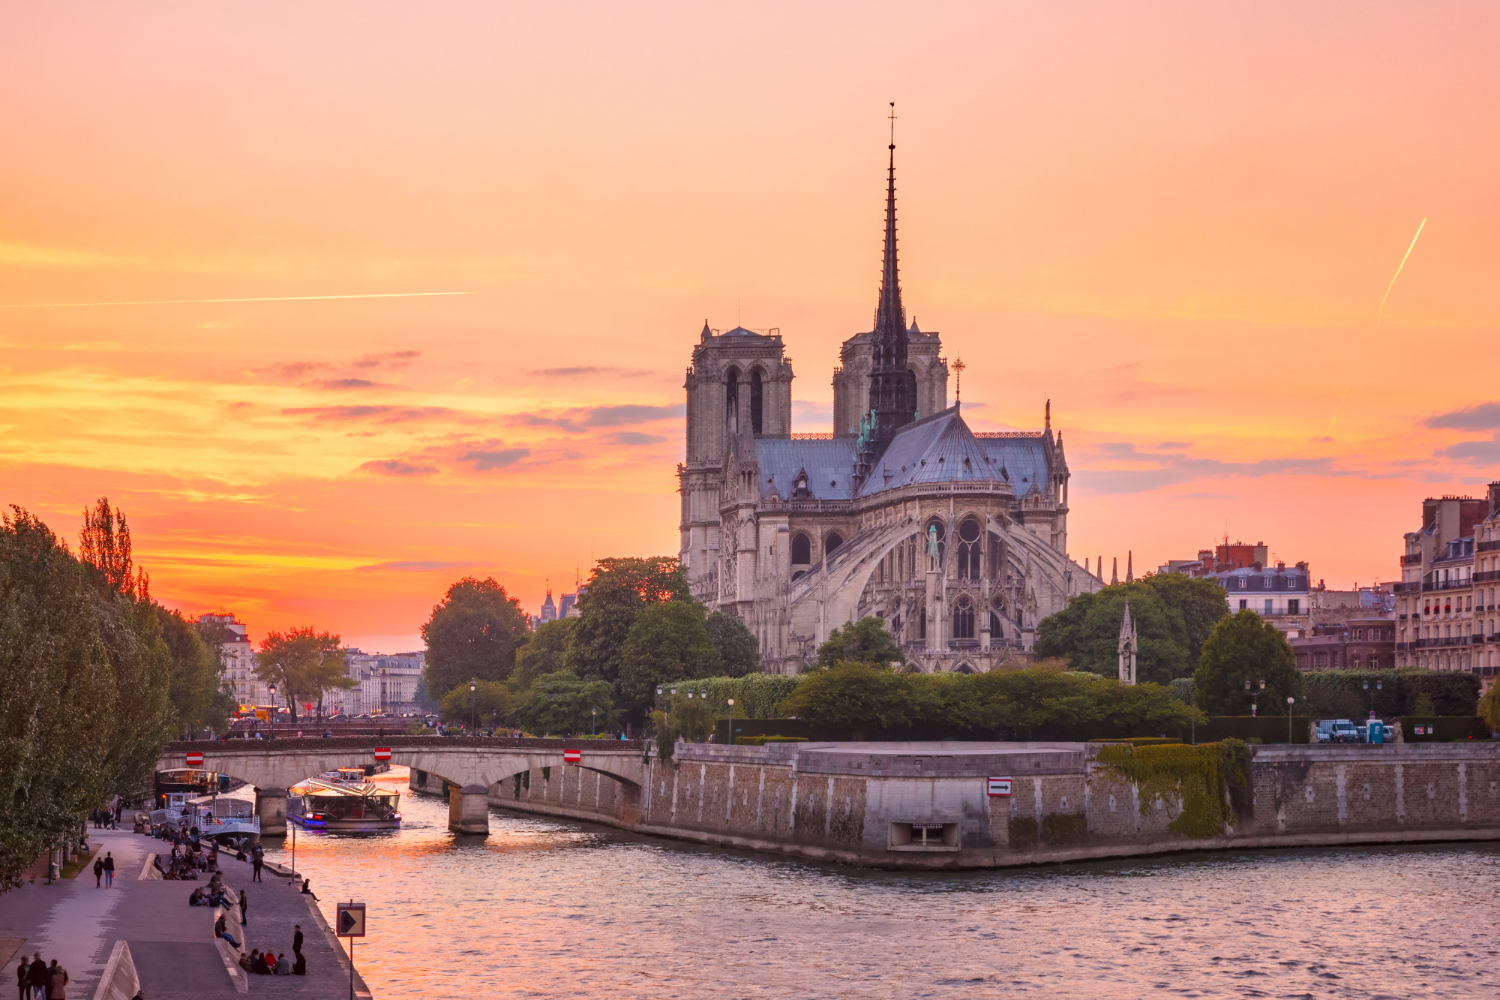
866 123 916 457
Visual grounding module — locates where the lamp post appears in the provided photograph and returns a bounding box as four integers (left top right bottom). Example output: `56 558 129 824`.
726 698 735 745
1287 696 1296 745
591 706 596 736
1245 678 1265 717
469 677 476 734
268 685 277 738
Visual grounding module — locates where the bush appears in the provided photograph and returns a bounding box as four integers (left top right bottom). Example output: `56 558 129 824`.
1096 740 1251 838
1302 669 1479 718
1400 716 1492 742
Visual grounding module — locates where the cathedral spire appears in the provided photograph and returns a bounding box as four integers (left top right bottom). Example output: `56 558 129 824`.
866 102 915 458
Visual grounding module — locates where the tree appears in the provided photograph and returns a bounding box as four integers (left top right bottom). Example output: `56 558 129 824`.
1035 581 1196 684
0 507 117 891
778 661 910 740
421 577 531 699
157 606 234 733
704 611 760 677
256 628 350 722
512 617 577 690
567 557 690 685
439 679 512 728
517 671 615 735
1193 610 1303 716
1140 573 1231 666
78 499 174 799
816 616 906 667
1479 681 1500 732
616 600 720 717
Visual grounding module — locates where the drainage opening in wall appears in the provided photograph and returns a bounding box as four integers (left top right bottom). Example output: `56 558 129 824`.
888 821 960 852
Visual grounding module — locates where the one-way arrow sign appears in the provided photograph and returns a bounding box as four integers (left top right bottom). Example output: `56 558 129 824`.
336 902 366 937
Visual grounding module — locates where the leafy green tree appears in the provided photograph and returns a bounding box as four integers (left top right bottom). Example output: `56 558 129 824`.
518 671 615 735
1141 573 1231 666
79 499 174 799
778 661 911 739
439 679 512 728
1035 582 1193 683
816 616 906 667
1193 610 1303 716
566 557 690 685
616 600 720 717
1479 681 1500 731
157 606 234 733
421 577 531 699
705 610 760 677
512 617 577 690
256 627 351 722
0 507 117 891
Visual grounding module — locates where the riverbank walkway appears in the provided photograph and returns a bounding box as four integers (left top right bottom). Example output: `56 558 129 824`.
0 827 370 999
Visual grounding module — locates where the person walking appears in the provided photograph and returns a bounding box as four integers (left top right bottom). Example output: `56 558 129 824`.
292 925 303 956
251 851 263 882
27 954 45 1000
92 856 103 888
102 852 115 887
47 960 66 1000
238 889 248 925
16 956 29 1000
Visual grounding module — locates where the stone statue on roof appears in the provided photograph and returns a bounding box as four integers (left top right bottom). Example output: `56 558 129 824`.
926 523 941 571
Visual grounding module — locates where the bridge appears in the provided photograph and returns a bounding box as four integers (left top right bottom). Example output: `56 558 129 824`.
157 736 648 836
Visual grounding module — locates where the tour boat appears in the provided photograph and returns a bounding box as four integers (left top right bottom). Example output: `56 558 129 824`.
151 792 261 848
287 771 402 831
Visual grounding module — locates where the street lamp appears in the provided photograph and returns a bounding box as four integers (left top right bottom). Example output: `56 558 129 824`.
1245 678 1265 717
1287 696 1296 744
268 685 277 738
469 678 477 734
591 705 596 736
726 698 735 745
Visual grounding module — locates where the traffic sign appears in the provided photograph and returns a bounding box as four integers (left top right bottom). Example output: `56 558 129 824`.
987 776 1012 797
185 751 204 768
336 902 366 937
373 747 391 762
563 749 581 764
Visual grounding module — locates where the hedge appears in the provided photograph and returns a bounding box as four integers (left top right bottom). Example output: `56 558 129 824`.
1191 716 1312 745
1399 716 1493 742
1301 669 1479 717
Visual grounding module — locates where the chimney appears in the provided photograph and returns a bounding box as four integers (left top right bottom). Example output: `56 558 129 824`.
1490 481 1500 517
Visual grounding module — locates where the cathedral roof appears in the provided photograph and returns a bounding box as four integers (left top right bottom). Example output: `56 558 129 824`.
755 437 858 500
857 405 1007 498
974 436 1051 495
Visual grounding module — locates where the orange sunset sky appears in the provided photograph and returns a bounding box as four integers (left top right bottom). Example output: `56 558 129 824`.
3 3 1499 652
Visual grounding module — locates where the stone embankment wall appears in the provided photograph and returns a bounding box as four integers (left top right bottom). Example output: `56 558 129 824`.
410 742 1500 869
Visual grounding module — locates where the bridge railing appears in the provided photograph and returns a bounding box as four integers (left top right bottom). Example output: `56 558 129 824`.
163 735 647 753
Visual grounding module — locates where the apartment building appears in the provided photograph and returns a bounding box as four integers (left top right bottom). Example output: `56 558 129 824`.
1395 485 1500 683
336 650 426 716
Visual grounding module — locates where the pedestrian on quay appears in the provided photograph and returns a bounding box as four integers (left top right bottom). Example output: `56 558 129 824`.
102 851 114 887
300 879 318 901
47 960 66 1000
251 852 263 883
273 953 290 976
292 951 306 976
239 889 248 925
15 956 29 1000
26 954 45 1000
93 856 103 888
292 925 303 956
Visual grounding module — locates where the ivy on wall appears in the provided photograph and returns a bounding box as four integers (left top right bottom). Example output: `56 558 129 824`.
1097 739 1251 839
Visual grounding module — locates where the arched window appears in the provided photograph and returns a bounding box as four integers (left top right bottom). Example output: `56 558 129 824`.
989 536 1002 580
724 368 740 433
791 533 811 565
990 610 1004 641
954 661 975 675
905 368 919 419
957 516 981 580
919 606 927 640
825 532 843 557
750 368 764 435
953 600 975 640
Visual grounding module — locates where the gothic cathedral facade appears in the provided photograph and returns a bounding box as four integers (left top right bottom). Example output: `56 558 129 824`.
677 143 1099 674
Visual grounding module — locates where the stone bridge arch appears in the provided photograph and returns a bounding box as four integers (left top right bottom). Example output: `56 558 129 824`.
156 740 645 837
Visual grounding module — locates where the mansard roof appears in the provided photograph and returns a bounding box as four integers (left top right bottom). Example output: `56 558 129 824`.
857 405 1007 498
974 435 1050 495
756 437 858 501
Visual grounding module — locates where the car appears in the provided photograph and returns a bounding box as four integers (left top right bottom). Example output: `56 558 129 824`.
1316 719 1361 744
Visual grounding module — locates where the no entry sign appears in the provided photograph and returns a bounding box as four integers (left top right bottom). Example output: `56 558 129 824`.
373 747 391 762
185 751 203 767
563 749 582 764
987 776 1013 797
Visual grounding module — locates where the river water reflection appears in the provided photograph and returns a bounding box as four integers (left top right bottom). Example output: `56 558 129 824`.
261 767 1498 999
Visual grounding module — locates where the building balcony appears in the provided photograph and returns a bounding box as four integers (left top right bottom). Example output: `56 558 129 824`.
1401 553 1425 565
1392 582 1422 593
1479 540 1500 553
1475 571 1500 583
1411 636 1474 649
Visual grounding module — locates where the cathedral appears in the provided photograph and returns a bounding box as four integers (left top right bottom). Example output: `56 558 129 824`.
677 141 1099 674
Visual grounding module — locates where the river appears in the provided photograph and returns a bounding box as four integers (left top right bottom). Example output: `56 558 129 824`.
259 766 1499 999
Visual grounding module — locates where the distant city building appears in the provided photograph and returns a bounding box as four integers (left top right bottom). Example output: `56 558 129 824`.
1157 540 1268 578
1291 618 1396 670
1212 562 1312 637
1395 485 1500 683
539 586 557 625
338 650 425 716
196 611 269 708
559 588 580 618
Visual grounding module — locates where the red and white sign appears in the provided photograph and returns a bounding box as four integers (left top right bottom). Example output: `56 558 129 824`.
563 749 582 764
374 747 391 762
987 776 1012 797
185 751 204 767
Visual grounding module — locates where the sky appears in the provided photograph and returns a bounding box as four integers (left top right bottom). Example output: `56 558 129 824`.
3 2 1499 651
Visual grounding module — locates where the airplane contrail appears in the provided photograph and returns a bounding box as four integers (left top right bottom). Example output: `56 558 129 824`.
1377 217 1426 326
0 291 472 309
